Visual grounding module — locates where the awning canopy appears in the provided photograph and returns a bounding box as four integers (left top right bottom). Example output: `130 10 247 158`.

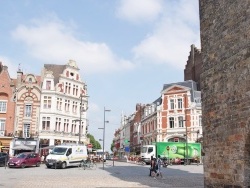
12 144 35 150
40 145 55 150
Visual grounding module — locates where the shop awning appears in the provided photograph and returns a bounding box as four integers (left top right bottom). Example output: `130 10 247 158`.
12 144 35 150
40 145 55 150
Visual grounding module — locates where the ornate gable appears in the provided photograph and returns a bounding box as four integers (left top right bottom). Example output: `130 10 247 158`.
162 85 189 95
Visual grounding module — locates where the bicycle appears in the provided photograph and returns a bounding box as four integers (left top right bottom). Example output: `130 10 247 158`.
78 159 97 170
137 157 146 166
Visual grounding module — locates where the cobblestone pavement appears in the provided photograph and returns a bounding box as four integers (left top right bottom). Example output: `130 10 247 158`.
0 161 204 188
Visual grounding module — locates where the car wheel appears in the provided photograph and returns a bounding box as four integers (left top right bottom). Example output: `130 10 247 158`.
36 162 40 167
21 163 26 168
61 162 66 169
46 165 51 168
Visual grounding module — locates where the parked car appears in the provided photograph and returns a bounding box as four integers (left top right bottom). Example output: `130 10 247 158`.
8 152 41 168
0 152 9 166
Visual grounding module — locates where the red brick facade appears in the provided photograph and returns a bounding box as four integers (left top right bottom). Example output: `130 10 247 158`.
0 63 15 149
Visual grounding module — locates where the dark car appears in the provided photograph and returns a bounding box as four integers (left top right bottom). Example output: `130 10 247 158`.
0 152 9 166
8 152 41 168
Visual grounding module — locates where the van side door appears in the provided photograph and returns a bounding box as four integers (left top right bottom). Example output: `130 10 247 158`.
66 148 73 163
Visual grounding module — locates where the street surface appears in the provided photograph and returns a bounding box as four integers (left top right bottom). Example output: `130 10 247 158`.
0 161 204 188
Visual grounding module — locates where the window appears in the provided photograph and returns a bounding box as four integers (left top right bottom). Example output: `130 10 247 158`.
0 119 6 131
178 116 184 127
63 119 69 132
76 85 79 96
68 83 71 94
65 82 68 94
199 115 202 126
42 117 50 130
25 104 32 117
73 84 76 95
72 101 77 113
0 101 7 113
56 98 62 110
177 98 183 109
46 81 51 90
43 96 51 109
23 123 30 138
66 148 72 156
65 100 70 112
148 147 153 153
55 118 61 131
170 99 174 110
169 117 174 128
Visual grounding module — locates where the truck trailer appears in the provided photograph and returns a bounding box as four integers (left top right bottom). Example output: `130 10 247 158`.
141 142 201 165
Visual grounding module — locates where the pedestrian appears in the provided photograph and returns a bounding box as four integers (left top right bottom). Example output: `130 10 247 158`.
151 157 158 179
149 156 154 176
157 155 163 178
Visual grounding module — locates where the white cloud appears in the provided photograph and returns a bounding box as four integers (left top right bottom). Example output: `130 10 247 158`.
0 56 18 78
132 0 200 69
11 18 135 75
116 0 164 24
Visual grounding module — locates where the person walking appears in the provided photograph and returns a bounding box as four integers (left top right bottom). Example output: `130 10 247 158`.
149 156 154 176
151 158 158 179
157 155 163 178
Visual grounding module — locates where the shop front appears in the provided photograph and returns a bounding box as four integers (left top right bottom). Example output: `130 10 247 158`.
0 136 12 153
10 138 39 156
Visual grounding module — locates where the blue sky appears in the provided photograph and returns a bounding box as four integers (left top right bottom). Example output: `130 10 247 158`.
0 0 200 152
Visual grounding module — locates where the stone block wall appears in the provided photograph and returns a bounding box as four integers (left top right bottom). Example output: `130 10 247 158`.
199 0 250 187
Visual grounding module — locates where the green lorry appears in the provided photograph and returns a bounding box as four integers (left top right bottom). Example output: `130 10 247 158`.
141 142 201 165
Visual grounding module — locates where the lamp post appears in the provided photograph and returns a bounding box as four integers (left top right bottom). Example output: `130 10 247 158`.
73 93 88 145
196 130 200 142
79 94 83 143
185 121 188 165
99 107 111 170
181 119 188 165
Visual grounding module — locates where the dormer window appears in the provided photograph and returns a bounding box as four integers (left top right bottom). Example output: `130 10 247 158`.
46 81 51 90
28 78 32 83
70 72 74 77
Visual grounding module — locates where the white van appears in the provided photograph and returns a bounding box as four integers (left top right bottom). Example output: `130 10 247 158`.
45 144 88 169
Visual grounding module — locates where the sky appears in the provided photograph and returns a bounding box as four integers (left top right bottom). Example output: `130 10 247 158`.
0 0 200 152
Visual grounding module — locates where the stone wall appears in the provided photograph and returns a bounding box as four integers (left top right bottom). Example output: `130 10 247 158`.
200 0 250 187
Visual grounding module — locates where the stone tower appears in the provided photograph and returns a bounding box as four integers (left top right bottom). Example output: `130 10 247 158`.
200 0 250 187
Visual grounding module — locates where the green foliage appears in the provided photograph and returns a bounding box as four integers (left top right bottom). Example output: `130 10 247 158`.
87 133 101 149
110 142 114 152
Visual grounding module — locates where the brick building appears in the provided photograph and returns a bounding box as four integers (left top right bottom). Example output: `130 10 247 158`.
141 80 202 146
10 68 42 156
0 63 15 152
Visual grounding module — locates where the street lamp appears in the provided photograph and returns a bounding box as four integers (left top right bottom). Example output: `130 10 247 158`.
99 107 111 170
181 119 188 165
73 93 88 144
196 130 200 142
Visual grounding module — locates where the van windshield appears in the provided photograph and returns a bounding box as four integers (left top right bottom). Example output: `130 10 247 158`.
141 147 147 153
51 147 67 155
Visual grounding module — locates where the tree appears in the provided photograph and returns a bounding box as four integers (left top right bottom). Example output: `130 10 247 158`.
110 140 115 152
87 133 101 149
